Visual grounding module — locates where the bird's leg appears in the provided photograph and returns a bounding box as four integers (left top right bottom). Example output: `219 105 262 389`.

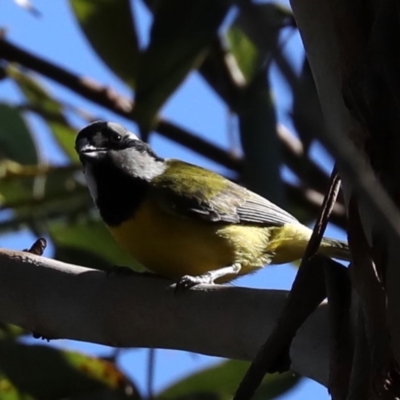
175 264 242 291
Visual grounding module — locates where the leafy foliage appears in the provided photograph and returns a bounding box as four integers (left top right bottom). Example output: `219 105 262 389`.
157 360 300 400
70 0 139 87
0 341 138 399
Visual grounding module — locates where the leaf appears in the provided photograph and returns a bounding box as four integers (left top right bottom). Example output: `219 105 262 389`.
49 218 145 271
0 103 38 165
157 360 300 400
232 3 293 60
226 3 293 84
0 374 34 400
70 0 138 87
7 65 78 161
0 164 91 244
0 164 89 220
0 341 139 399
0 163 35 206
226 27 260 83
0 323 25 340
135 0 231 133
254 372 301 400
238 73 283 205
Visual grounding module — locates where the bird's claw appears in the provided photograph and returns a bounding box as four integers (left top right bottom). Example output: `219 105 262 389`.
175 273 214 293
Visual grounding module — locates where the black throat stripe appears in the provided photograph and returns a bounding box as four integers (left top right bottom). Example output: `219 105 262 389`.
90 160 149 227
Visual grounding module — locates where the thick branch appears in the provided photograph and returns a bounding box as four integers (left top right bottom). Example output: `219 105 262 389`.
291 0 400 370
0 248 328 385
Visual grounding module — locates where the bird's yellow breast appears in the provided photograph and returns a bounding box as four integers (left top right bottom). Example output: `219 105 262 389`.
107 200 312 281
108 200 237 279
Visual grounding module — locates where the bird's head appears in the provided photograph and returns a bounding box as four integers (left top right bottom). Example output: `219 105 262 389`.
75 120 165 177
75 121 165 201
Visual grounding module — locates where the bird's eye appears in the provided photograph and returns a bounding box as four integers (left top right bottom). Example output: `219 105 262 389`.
110 133 122 143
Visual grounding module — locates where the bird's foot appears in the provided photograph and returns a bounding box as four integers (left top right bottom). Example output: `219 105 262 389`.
175 273 215 292
174 264 242 293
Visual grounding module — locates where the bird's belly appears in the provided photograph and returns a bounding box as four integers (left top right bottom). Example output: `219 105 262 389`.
108 203 237 279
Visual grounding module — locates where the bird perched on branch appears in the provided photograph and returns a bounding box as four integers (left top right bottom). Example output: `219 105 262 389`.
75 121 350 287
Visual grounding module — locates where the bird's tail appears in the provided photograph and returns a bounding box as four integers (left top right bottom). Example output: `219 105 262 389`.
319 238 351 261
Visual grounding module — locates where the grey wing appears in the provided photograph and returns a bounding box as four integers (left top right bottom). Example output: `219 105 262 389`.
150 159 299 227
235 190 300 226
152 182 299 228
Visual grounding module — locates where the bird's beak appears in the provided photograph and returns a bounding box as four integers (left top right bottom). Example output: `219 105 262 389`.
75 140 106 161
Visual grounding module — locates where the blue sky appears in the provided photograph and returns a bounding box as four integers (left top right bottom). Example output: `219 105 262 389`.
0 1 343 398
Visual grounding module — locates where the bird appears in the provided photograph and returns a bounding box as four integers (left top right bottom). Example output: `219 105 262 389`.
75 120 350 287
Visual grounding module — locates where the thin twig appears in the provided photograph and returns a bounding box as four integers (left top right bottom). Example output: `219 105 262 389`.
0 162 80 181
277 124 333 193
301 169 342 259
234 168 342 400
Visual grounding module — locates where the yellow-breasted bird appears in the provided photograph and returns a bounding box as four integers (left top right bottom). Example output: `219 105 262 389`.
75 121 350 286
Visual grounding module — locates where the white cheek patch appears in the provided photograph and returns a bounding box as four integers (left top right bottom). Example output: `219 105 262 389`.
83 164 98 203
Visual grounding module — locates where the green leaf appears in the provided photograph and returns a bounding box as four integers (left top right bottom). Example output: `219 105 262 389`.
0 164 90 242
226 27 260 83
226 3 293 84
7 65 78 162
232 3 293 60
49 218 145 271
0 165 34 207
0 103 38 165
135 0 231 133
0 323 25 340
157 360 300 400
70 0 138 87
0 164 89 221
0 374 34 400
254 372 301 400
0 341 139 399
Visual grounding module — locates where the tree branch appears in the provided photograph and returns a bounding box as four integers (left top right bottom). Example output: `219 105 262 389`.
291 0 400 373
0 248 329 386
0 36 334 198
0 37 240 171
234 170 341 400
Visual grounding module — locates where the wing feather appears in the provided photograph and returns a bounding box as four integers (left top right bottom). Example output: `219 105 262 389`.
151 160 299 227
236 194 300 226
